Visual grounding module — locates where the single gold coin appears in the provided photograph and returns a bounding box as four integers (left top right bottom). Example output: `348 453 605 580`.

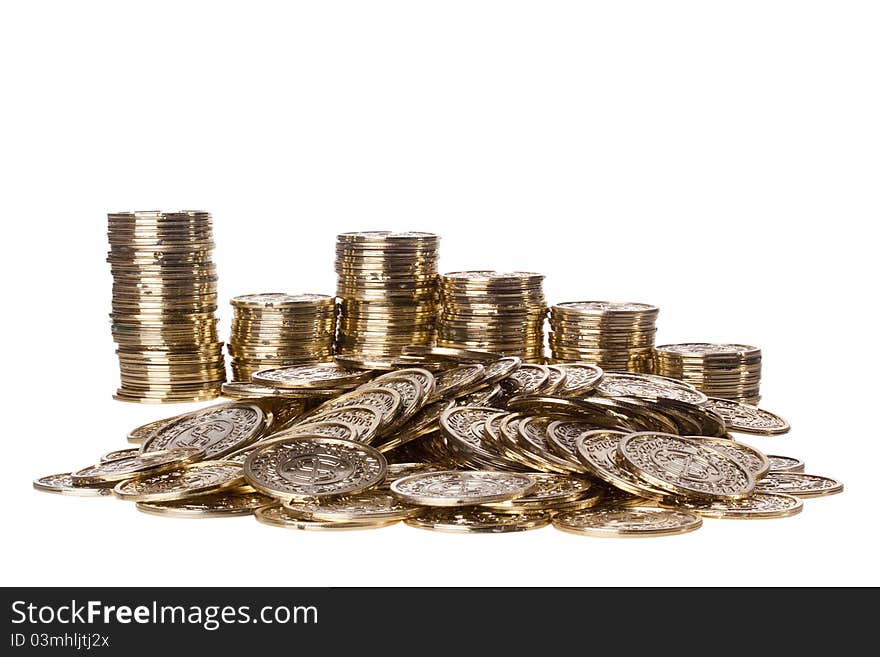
755 472 843 498
481 474 594 511
404 508 552 533
100 448 141 463
71 447 206 485
553 506 702 538
135 490 275 518
252 363 373 390
255 504 399 531
391 470 536 507
660 492 803 519
113 461 245 502
126 415 182 444
702 398 790 436
767 455 805 473
685 435 771 480
33 473 115 497
284 488 422 521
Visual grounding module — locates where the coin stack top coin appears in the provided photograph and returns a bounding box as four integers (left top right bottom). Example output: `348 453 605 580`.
227 293 336 382
548 301 658 373
107 211 226 403
438 271 547 362
653 343 762 404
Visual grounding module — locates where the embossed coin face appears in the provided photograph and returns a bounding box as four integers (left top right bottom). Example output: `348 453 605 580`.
661 492 803 519
618 433 755 501
305 405 383 443
596 373 708 405
501 364 550 394
547 420 605 465
482 474 593 510
311 386 403 431
100 448 141 463
391 470 535 507
272 421 360 442
383 462 441 484
655 343 760 357
113 461 245 502
767 455 805 473
702 398 790 435
405 508 551 533
553 506 702 537
434 364 486 399
252 363 373 390
71 447 206 485
515 416 581 473
230 292 332 308
127 415 181 444
365 377 424 428
244 436 387 501
373 368 436 401
255 504 398 531
555 363 604 396
686 436 770 479
136 490 275 518
141 403 269 460
755 472 843 498
33 473 114 497
481 357 522 386
220 382 285 398
401 345 500 363
284 488 421 521
574 431 667 499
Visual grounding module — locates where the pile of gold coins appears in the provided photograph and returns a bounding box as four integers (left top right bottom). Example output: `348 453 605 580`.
334 232 439 361
107 211 225 403
438 271 546 362
548 301 658 372
37 350 842 537
228 293 336 382
654 343 762 404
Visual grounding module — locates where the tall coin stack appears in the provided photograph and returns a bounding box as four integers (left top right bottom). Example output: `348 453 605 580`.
335 232 440 359
108 211 226 403
548 301 658 373
438 271 546 362
228 293 337 382
654 343 762 404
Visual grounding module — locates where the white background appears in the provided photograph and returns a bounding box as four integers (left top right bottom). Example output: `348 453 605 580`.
1 1 877 587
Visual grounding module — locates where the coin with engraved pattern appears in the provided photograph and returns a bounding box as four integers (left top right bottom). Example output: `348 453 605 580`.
618 433 755 501
368 376 425 428
401 345 500 363
546 419 606 465
373 367 436 401
244 436 387 501
252 363 373 390
391 470 536 507
136 490 275 517
127 415 183 444
755 472 843 498
405 508 551 533
304 405 383 443
113 461 245 502
767 455 805 473
661 492 803 519
554 363 604 396
284 488 422 521
434 364 486 399
255 504 399 531
309 386 403 431
553 506 702 537
702 398 790 435
481 357 523 386
71 447 206 485
574 430 667 499
686 436 770 480
272 421 360 442
33 473 115 497
596 372 708 405
100 448 141 463
141 403 269 460
481 473 593 511
500 364 550 394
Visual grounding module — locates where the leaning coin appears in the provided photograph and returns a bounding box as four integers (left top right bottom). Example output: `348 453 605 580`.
304 405 383 443
271 421 360 442
255 504 398 531
686 435 771 480
767 455 805 473
702 398 790 436
141 402 270 460
136 490 275 518
755 472 843 498
113 461 245 502
574 431 667 500
434 364 486 399
284 489 421 522
390 470 536 507
33 473 114 497
253 363 373 390
553 506 702 538
127 415 182 444
660 492 803 519
481 473 593 511
244 436 387 501
617 433 755 501
405 508 551 533
100 448 141 463
71 447 206 485
555 363 604 396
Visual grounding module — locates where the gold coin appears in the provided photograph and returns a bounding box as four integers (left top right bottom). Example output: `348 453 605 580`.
767 455 805 473
405 508 551 533
255 504 399 530
661 492 803 519
553 506 702 537
391 470 536 507
113 461 245 502
755 472 843 498
33 473 115 497
284 488 422 522
136 490 275 518
71 447 206 485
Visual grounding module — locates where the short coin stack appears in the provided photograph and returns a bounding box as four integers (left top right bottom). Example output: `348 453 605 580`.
438 271 546 362
107 211 225 403
548 301 658 373
654 343 762 404
228 293 336 382
335 232 440 360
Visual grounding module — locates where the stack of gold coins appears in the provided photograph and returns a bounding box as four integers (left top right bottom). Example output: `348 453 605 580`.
548 301 658 372
107 211 226 403
228 293 337 382
438 271 546 362
335 231 440 359
654 343 762 404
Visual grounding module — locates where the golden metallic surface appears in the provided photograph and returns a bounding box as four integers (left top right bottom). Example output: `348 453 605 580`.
255 504 399 530
405 508 552 533
661 492 804 519
553 506 702 538
113 461 245 502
